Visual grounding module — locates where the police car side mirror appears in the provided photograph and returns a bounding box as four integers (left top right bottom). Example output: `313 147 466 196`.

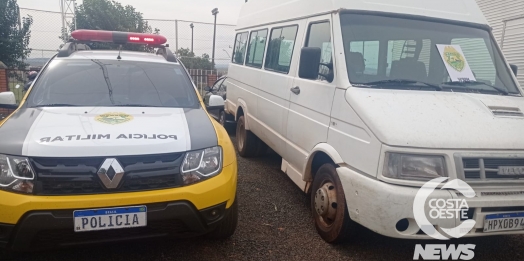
204 86 212 92
0 92 18 109
206 95 225 110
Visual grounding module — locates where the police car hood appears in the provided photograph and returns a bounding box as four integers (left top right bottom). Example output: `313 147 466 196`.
0 107 217 157
347 88 524 149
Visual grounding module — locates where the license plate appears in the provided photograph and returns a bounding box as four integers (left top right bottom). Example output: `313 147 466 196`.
73 206 147 232
484 212 524 232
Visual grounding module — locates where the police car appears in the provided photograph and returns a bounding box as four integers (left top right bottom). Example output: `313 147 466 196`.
0 30 237 251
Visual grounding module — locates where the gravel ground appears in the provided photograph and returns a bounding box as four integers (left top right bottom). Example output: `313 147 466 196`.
10 135 524 261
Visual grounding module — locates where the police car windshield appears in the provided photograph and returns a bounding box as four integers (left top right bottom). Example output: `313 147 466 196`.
27 59 200 108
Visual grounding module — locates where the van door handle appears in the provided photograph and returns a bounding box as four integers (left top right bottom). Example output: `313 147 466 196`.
290 86 301 95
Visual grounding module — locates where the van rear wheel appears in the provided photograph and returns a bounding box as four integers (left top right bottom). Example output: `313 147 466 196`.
311 164 355 244
236 115 260 157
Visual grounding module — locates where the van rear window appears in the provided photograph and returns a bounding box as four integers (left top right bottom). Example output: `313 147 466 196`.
233 32 249 65
246 29 268 68
265 25 298 74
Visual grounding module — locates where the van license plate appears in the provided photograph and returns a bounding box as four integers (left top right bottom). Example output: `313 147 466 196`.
484 212 524 232
74 206 147 232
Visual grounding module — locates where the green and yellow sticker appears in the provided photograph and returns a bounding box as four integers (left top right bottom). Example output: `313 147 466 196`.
443 46 465 72
95 112 134 125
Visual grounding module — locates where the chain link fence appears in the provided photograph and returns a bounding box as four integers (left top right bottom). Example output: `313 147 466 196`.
19 8 236 73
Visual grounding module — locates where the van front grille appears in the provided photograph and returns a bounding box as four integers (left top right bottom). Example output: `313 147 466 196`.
461 157 524 180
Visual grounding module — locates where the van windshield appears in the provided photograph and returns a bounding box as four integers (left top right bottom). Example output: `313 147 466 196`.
27 59 199 108
340 13 520 95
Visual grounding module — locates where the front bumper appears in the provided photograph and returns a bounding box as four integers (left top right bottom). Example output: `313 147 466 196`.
0 163 237 250
337 166 524 239
1 200 232 251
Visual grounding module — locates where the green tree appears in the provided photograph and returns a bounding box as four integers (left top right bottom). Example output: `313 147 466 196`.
176 48 214 70
65 0 154 51
0 0 33 69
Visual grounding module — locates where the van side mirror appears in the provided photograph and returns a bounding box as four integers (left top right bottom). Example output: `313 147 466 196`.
206 95 225 111
510 64 518 76
299 47 322 80
0 92 18 109
204 86 212 92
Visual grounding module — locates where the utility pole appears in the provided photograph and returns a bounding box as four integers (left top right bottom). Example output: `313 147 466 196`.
211 8 219 68
190 23 194 54
60 0 77 41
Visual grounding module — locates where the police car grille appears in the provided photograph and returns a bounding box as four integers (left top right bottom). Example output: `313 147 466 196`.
31 153 184 195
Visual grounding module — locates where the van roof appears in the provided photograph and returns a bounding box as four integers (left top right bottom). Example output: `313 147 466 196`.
237 0 488 30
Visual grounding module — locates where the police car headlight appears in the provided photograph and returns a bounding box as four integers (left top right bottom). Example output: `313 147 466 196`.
383 153 447 181
0 155 35 194
181 146 222 185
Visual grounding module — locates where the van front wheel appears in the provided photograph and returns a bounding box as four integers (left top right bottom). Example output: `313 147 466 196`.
311 164 355 244
236 115 260 157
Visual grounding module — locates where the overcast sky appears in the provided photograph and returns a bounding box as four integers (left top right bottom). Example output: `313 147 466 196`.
18 0 245 64
18 0 244 24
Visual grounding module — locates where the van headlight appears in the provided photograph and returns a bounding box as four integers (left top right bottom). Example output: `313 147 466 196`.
383 153 447 181
0 155 35 194
181 146 222 185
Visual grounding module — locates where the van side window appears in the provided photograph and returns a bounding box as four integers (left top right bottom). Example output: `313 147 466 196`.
305 22 333 81
246 29 268 68
265 26 298 73
233 32 249 65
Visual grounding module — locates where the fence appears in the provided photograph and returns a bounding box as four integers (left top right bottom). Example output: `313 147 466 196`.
6 69 30 104
188 69 226 96
0 67 25 119
19 8 236 71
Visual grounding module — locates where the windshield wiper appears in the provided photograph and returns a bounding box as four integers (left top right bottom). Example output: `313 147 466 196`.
441 81 509 95
92 59 115 104
34 104 80 107
355 79 443 91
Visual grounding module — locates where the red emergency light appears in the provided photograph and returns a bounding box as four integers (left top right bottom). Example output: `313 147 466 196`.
71 30 167 45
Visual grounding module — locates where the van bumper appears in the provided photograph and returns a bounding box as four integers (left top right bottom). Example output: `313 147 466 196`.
337 167 524 239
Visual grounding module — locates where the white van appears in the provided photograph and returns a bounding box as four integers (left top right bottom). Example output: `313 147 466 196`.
226 0 524 243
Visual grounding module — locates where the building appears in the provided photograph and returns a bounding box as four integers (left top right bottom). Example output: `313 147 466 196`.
477 0 524 85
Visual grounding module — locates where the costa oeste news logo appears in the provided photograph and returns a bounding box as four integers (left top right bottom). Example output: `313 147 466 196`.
412 177 476 260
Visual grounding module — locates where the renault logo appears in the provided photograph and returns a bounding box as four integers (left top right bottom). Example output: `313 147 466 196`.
97 158 125 189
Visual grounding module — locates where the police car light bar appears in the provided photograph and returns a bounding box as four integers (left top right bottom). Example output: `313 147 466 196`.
71 30 168 45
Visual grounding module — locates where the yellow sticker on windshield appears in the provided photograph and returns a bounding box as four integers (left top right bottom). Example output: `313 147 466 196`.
436 44 476 82
443 46 465 72
95 112 134 125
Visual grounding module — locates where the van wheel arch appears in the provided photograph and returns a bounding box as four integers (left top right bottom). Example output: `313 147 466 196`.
305 145 344 193
236 106 244 122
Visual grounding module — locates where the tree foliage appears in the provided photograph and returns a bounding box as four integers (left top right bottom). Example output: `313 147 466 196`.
0 0 33 69
176 48 214 70
67 0 154 51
